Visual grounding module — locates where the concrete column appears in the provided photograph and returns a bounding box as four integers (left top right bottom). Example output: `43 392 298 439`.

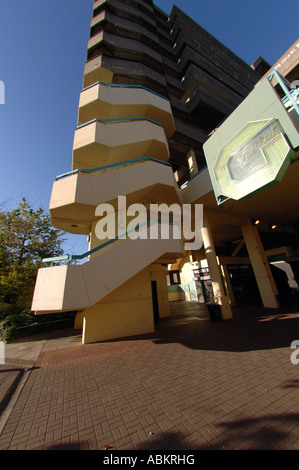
187 149 199 177
201 214 233 320
241 222 279 308
222 264 236 304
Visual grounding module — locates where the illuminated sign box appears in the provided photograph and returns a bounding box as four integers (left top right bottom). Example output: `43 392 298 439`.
203 78 299 203
214 119 294 201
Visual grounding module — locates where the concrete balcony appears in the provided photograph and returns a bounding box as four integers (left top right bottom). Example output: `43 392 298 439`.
72 118 170 170
83 55 114 88
93 0 105 12
87 31 163 70
93 0 156 29
83 54 167 91
49 159 181 234
90 10 159 50
78 82 175 137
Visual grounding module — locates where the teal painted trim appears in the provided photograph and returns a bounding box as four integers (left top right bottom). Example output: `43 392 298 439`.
282 89 298 104
76 116 163 130
42 218 177 264
55 169 79 180
41 255 70 267
268 70 299 116
70 217 176 261
55 157 171 181
180 165 208 189
217 196 231 206
81 80 169 101
291 155 299 165
42 255 69 263
78 157 171 174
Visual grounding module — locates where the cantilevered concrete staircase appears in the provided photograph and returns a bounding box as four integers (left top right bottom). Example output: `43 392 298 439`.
32 77 184 343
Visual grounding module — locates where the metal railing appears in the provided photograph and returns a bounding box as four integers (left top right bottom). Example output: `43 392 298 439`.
42 218 177 267
268 69 299 116
180 165 208 189
76 116 163 130
55 156 171 181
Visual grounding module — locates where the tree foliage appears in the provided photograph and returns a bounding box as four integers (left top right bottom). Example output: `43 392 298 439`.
0 198 65 307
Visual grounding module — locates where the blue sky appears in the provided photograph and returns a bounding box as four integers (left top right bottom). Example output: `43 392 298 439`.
0 0 298 255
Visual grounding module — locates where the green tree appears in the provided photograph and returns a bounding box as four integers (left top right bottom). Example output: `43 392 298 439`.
0 198 65 307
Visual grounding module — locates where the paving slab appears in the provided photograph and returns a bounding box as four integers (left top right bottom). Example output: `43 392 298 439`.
0 301 299 451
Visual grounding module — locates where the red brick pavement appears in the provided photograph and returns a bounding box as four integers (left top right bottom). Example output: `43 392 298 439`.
1 302 299 450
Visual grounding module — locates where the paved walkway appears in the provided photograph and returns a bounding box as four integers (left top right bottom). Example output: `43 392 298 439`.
1 301 299 450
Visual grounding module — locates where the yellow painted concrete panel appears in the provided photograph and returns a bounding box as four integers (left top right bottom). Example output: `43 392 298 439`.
87 31 104 50
93 0 106 10
72 120 170 169
74 311 84 330
83 58 114 88
181 167 213 204
168 292 184 302
90 10 105 28
50 217 90 235
201 215 233 320
79 84 101 110
49 161 181 227
50 175 95 220
241 222 279 308
73 122 97 149
82 267 154 343
82 298 154 343
31 266 67 312
82 237 183 306
97 266 152 303
49 176 77 210
62 265 91 310
32 234 183 315
78 83 175 136
83 64 113 87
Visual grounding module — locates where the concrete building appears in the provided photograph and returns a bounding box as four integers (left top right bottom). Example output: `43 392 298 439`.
31 0 299 343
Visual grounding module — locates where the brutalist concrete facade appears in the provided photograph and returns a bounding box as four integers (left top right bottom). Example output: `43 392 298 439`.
85 0 261 185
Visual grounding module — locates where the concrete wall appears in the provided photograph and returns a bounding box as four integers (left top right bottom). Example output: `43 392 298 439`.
82 267 154 344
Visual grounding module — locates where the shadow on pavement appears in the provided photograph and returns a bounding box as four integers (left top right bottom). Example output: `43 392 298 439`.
150 302 299 353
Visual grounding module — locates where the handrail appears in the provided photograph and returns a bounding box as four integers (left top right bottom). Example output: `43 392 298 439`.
180 165 208 189
282 89 299 104
55 156 171 181
70 217 176 262
42 255 69 264
76 116 163 130
268 70 299 116
81 80 169 101
42 217 177 266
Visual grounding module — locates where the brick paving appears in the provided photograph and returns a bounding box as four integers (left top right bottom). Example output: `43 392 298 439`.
0 301 299 450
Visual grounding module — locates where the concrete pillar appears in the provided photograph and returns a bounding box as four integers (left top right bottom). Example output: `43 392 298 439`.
222 264 236 304
187 149 199 177
201 215 233 320
241 222 279 308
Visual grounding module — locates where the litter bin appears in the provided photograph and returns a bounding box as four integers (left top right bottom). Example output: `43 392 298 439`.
207 303 222 321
